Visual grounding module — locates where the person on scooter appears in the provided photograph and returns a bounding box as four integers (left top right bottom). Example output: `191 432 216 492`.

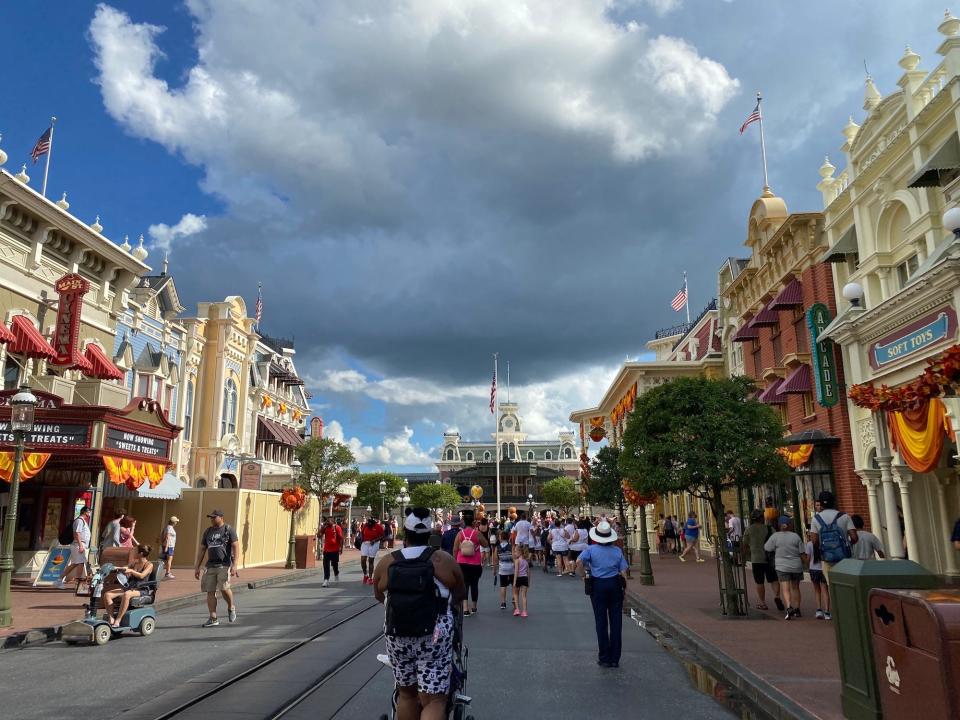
103 545 154 628
373 507 466 720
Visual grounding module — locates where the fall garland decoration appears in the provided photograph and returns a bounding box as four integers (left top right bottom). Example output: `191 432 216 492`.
279 485 307 512
621 479 657 508
778 444 814 470
849 344 960 412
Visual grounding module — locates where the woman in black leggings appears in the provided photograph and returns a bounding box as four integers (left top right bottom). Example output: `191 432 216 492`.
452 511 489 616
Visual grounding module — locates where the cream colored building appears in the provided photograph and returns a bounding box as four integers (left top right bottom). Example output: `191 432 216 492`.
818 11 960 575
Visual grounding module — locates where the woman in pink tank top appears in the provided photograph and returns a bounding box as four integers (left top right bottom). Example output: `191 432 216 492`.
453 512 488 616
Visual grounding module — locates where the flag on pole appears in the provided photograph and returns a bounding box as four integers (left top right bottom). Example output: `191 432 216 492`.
739 101 761 134
670 284 688 312
31 128 52 163
254 284 263 327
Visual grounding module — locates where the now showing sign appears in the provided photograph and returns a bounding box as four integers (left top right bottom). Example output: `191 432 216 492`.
105 427 170 459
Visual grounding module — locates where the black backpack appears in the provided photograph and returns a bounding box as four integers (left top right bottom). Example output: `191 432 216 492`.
59 521 76 546
385 548 443 637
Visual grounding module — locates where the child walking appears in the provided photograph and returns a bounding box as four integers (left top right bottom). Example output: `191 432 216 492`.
513 545 531 617
805 530 831 620
493 531 515 610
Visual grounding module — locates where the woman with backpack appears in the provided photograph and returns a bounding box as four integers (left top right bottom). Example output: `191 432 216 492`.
453 510 489 616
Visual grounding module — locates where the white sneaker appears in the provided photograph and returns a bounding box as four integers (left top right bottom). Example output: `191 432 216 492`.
322 580 328 587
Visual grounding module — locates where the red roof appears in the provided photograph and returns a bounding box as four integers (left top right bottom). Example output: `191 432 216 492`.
0 323 15 344
9 315 56 360
759 378 787 404
747 301 780 327
732 324 760 342
780 364 813 394
61 352 94 374
84 343 125 381
769 278 803 310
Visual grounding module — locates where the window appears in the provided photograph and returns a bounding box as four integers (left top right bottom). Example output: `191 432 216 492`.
793 307 808 354
446 448 454 461
184 382 194 440
466 452 473 461
164 385 174 416
563 447 572 459
3 358 19 390
221 378 238 437
483 451 491 461
896 254 919 289
544 450 552 460
527 451 535 460
802 392 815 418
137 374 151 397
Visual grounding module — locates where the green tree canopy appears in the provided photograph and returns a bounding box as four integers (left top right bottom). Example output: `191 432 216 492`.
294 437 358 500
619 375 789 612
410 482 462 510
586 445 628 527
355 472 406 512
540 477 579 514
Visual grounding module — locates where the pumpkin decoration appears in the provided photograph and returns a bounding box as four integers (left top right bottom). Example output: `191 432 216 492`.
621 479 657 508
280 485 307 512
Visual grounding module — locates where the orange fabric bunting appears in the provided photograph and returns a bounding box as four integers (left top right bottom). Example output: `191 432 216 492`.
778 444 814 470
887 398 955 473
0 452 51 482
103 455 167 489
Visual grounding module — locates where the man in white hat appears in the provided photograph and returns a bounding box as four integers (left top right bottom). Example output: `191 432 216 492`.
161 515 179 580
576 520 628 668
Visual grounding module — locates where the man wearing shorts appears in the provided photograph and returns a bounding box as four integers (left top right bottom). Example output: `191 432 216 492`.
194 510 238 627
160 515 179 579
360 516 384 585
57 505 92 588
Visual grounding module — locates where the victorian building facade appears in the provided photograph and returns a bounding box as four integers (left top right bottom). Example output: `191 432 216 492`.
818 12 960 576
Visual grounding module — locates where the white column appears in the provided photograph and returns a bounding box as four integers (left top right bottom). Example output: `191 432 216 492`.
935 471 959 576
893 466 920 565
877 455 906 558
856 469 883 535
645 503 658 555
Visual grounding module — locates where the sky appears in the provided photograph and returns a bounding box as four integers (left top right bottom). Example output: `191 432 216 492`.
0 1 951 471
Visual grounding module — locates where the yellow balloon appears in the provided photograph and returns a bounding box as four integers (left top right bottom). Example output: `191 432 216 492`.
470 485 483 499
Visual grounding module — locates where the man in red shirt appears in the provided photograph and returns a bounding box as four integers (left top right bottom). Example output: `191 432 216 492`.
360 516 384 584
318 516 344 587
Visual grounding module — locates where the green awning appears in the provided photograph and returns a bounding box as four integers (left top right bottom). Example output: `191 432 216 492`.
908 133 960 188
820 225 858 263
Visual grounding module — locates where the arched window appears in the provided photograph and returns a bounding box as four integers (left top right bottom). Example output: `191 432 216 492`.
527 451 535 460
563 447 572 459
221 378 238 438
483 451 491 461
446 448 455 461
466 452 474 461
196 477 207 488
544 450 552 460
183 381 195 440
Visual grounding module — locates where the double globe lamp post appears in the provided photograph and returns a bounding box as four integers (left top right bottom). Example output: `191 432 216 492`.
0 386 38 627
284 458 302 569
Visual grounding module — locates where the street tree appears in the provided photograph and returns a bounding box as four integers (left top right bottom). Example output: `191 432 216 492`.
540 477 579 514
410 482 462 511
587 445 628 529
619 376 788 613
294 437 358 507
355 472 406 515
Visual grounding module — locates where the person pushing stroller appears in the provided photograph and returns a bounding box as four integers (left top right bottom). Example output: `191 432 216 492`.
373 506 466 720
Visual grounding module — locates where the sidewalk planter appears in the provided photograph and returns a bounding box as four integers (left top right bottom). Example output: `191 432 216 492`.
868 588 960 720
829 559 937 720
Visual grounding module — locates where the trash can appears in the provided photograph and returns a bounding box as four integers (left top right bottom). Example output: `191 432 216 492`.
869 588 960 719
829 559 937 720
294 535 316 569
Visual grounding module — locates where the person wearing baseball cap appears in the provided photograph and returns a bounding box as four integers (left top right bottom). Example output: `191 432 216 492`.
195 510 238 627
161 515 180 580
576 520 628 668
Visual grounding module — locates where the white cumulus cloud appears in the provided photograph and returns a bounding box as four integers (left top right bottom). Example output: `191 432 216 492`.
147 212 207 253
325 421 435 467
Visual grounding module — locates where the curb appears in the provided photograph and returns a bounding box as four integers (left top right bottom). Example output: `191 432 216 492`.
1 562 337 651
626 588 821 720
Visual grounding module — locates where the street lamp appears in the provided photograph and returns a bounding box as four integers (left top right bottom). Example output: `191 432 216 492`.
0 386 37 627
527 493 535 518
285 458 302 569
379 479 387 519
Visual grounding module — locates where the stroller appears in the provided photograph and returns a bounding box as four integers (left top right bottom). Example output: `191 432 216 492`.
378 608 473 720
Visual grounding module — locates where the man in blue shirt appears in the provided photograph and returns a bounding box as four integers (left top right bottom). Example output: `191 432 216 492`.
441 517 461 555
576 520 628 668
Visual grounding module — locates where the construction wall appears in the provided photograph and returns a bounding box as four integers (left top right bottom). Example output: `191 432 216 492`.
127 489 320 569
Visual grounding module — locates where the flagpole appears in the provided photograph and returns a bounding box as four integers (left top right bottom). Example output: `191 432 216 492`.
41 116 56 198
494 353 501 520
756 93 770 191
684 271 691 324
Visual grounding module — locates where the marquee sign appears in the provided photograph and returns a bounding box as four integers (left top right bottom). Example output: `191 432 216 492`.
105 427 170 460
807 303 840 408
52 273 90 368
0 420 89 447
870 307 958 369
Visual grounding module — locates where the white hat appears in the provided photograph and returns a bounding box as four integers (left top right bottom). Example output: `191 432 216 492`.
589 520 618 544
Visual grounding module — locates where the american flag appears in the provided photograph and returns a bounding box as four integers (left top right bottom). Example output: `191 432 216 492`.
670 285 688 312
254 285 263 326
489 367 497 414
739 101 761 134
31 128 51 163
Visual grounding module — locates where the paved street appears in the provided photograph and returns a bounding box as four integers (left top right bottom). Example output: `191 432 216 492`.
1 558 731 720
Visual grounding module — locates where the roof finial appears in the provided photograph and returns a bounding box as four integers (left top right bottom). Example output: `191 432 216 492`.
0 134 7 167
899 45 921 72
940 9 960 37
162 252 169 276
90 215 103 233
133 233 149 262
864 74 882 111
121 234 132 252
14 164 29 184
56 192 70 210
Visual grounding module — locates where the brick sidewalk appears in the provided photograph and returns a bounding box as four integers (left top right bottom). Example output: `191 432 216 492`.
627 554 842 720
2 548 363 643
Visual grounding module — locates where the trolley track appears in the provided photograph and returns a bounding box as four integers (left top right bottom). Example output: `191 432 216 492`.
143 599 384 720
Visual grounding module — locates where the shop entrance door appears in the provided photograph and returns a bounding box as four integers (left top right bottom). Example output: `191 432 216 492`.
40 490 70 546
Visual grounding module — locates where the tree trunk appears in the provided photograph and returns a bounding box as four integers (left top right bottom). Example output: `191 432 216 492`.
710 489 743 616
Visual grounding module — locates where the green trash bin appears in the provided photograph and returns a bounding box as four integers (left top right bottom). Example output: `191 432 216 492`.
829 559 938 720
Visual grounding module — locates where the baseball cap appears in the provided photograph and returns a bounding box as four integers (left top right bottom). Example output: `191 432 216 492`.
778 515 791 527
207 509 224 518
170 516 180 523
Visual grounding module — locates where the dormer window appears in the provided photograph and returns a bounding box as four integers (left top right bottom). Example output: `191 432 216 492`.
446 448 455 461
